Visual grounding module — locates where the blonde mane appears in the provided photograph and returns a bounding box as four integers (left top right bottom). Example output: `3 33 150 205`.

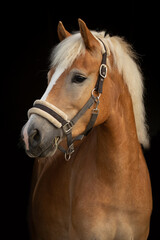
50 31 149 148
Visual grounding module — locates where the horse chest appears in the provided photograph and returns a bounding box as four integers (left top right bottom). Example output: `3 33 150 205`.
30 163 147 240
31 190 139 240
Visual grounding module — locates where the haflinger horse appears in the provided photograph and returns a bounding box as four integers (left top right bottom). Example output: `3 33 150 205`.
21 19 152 240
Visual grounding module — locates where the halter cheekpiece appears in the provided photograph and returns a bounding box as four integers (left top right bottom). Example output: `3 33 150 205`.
28 39 107 161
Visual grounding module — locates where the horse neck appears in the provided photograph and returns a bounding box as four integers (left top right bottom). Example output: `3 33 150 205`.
96 71 141 181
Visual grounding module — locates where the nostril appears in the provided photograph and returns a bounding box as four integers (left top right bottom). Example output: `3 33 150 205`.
29 129 41 147
33 129 40 142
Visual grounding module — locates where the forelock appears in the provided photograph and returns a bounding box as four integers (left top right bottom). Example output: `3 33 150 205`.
50 33 85 70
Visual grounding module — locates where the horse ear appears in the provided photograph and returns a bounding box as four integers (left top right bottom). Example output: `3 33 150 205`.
78 18 99 50
57 21 71 41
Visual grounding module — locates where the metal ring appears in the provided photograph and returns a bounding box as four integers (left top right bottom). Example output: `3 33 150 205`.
65 152 71 161
91 88 101 100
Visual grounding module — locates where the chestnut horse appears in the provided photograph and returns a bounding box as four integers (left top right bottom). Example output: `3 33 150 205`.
21 19 152 240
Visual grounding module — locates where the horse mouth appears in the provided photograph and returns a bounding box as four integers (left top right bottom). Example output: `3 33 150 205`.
26 136 61 158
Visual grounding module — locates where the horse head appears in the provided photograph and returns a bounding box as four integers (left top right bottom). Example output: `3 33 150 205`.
22 19 129 159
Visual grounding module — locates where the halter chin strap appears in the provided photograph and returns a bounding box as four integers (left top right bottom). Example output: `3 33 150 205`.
28 39 107 160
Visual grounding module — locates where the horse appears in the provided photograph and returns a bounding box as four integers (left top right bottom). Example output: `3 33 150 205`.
21 19 152 240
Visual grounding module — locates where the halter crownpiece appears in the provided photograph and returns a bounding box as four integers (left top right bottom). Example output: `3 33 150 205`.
95 38 107 93
28 39 107 160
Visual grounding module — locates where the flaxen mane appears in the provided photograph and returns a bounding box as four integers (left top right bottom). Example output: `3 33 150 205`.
50 31 149 148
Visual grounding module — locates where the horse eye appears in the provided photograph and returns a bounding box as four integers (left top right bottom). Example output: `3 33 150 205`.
72 74 87 84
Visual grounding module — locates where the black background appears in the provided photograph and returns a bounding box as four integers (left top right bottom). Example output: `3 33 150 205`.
2 1 160 239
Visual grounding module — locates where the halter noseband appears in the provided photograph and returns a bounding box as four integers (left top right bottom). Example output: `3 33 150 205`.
28 39 107 160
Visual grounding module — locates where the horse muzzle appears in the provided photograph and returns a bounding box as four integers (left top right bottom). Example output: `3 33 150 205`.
21 114 63 158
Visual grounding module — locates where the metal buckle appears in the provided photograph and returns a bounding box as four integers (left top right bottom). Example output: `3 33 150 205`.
99 64 107 78
63 121 73 134
92 108 99 114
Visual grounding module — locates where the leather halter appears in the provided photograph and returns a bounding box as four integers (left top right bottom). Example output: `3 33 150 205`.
28 39 107 160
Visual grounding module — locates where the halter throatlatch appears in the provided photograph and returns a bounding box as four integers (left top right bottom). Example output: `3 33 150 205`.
28 39 107 161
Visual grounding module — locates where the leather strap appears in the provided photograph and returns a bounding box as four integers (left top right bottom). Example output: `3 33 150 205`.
33 103 68 126
71 96 95 125
95 38 107 93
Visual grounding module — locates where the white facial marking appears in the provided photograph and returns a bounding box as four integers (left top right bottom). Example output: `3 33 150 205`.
41 67 64 100
23 115 38 150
